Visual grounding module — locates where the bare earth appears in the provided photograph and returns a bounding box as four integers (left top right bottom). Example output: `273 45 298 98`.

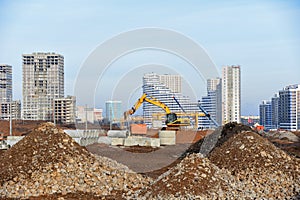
87 143 191 174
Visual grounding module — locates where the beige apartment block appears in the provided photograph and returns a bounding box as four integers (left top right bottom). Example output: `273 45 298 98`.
222 65 241 124
22 52 64 120
54 96 76 124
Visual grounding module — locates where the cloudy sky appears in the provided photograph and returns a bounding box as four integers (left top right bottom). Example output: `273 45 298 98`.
0 0 299 115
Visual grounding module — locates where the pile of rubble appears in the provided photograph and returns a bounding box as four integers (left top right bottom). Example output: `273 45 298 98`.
142 125 300 199
142 153 247 199
0 122 151 199
0 122 299 199
209 131 300 199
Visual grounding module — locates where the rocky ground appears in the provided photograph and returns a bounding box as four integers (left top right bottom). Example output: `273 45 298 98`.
0 122 299 199
0 123 151 199
209 131 300 199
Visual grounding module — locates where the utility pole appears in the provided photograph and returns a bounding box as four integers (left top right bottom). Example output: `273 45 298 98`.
53 100 56 126
85 104 88 131
9 102 12 136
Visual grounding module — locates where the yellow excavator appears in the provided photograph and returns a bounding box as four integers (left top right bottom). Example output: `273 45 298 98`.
124 93 190 128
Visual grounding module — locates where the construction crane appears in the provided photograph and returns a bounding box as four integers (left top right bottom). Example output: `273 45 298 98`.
124 93 190 128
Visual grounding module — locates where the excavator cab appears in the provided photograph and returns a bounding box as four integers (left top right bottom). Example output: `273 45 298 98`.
166 113 178 124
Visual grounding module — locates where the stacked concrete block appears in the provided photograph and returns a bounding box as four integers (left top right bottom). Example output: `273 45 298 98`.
97 136 112 145
111 138 124 146
107 130 128 138
124 136 139 146
150 138 160 147
159 130 176 145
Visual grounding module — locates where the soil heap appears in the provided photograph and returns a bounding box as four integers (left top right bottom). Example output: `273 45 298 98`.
209 131 300 199
181 122 252 157
0 122 151 199
141 126 300 199
142 153 250 199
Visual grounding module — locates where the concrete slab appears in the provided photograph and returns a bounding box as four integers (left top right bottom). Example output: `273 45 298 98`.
150 138 160 147
107 130 128 138
124 137 139 146
98 136 112 145
160 137 176 145
123 136 160 147
7 136 25 147
138 137 151 147
159 130 176 138
111 138 124 146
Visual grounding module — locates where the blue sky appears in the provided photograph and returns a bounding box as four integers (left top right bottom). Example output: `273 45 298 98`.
0 0 299 115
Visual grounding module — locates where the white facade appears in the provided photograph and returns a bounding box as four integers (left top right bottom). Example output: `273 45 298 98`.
0 64 12 119
143 73 199 127
207 78 221 91
199 78 222 128
222 65 241 124
279 84 300 131
159 74 182 93
22 52 64 120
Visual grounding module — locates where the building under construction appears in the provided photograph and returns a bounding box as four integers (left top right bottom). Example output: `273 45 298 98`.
22 52 64 120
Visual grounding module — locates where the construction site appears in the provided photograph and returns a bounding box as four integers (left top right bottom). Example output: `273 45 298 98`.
0 92 300 199
0 89 299 199
0 109 299 199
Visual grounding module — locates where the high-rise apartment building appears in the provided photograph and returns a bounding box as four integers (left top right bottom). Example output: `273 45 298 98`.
143 73 199 127
105 101 122 121
222 65 241 124
54 96 76 124
278 84 300 131
10 100 21 119
207 78 221 91
158 74 182 93
22 52 64 120
198 78 222 128
259 100 273 130
271 94 279 129
0 64 12 119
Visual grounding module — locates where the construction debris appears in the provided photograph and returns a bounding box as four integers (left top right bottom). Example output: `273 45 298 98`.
0 122 299 199
0 122 151 199
140 130 300 199
209 131 300 199
142 153 247 199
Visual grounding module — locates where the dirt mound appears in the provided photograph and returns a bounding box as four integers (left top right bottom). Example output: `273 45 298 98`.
209 131 300 199
0 122 151 199
181 122 252 158
142 153 249 199
0 122 88 185
141 129 300 199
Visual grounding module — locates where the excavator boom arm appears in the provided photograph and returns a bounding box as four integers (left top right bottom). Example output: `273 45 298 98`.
124 93 171 119
144 97 171 114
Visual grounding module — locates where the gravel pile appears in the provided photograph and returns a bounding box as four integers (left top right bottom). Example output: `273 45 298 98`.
140 128 300 199
142 153 248 199
1 122 299 199
181 122 252 157
209 131 300 199
0 122 151 199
